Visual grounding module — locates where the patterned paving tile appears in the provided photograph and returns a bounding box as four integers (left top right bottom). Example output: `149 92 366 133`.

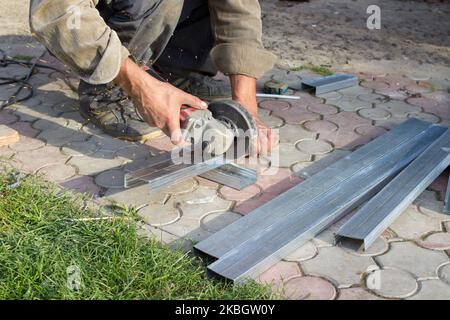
284 241 318 262
365 268 418 299
376 241 448 279
302 246 375 288
259 261 302 293
200 211 242 233
408 280 450 300
282 275 337 300
389 207 442 240
338 287 382 300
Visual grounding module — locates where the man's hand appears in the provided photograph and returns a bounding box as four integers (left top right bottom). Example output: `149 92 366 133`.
230 74 279 156
115 58 207 145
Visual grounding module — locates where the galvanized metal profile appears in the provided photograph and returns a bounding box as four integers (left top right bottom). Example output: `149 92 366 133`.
206 125 442 283
199 163 257 190
194 119 434 260
336 127 450 250
296 150 351 179
444 175 450 214
301 74 358 95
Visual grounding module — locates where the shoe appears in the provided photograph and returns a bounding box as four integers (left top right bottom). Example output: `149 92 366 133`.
78 80 160 141
149 69 232 101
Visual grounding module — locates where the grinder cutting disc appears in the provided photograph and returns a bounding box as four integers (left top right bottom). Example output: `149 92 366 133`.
208 100 257 157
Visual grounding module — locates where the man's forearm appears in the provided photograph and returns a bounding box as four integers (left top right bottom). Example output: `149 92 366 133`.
230 74 258 116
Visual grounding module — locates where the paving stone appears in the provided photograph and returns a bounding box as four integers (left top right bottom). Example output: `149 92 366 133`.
428 172 448 201
374 117 406 130
409 280 450 300
278 124 315 144
60 175 102 196
259 261 302 291
341 236 389 257
331 96 369 112
61 140 99 157
157 178 198 195
114 144 151 161
170 185 232 220
36 163 76 182
265 143 311 168
89 135 131 152
14 145 68 172
282 275 337 300
68 154 125 176
284 241 318 262
292 92 323 106
302 246 375 288
305 103 338 116
138 203 181 227
376 241 448 279
200 211 242 233
219 184 261 202
338 287 382 300
354 125 388 139
437 263 450 285
357 93 386 104
9 136 45 152
157 216 211 242
37 127 89 147
416 198 449 221
144 135 175 152
426 91 450 105
13 103 61 122
104 184 168 207
273 106 319 125
303 120 338 134
407 97 438 109
365 268 418 299
378 101 422 119
94 169 126 189
8 121 40 138
137 224 181 246
318 91 342 105
376 88 409 101
338 85 372 97
384 75 415 89
361 80 390 91
32 117 68 131
296 139 333 155
271 70 303 90
0 110 18 125
259 100 291 112
390 207 442 239
358 107 392 121
405 82 432 95
258 112 284 129
407 112 440 123
234 168 303 214
418 232 450 251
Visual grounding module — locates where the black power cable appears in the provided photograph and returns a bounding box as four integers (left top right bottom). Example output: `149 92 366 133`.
0 48 68 110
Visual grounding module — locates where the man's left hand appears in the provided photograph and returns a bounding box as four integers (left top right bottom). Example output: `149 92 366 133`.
230 74 279 156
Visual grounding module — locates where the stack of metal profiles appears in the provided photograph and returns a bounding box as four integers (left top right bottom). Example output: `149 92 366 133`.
194 119 450 283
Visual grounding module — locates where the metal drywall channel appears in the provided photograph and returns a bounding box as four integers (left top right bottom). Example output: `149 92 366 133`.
206 127 440 282
194 118 433 259
199 163 257 190
295 150 351 179
301 74 358 95
336 127 450 250
445 174 450 214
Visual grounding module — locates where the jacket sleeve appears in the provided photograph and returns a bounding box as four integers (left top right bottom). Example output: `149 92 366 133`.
208 0 276 79
29 0 130 84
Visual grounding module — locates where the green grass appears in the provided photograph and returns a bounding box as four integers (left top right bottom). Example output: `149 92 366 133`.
447 87 450 93
0 171 273 300
291 64 333 76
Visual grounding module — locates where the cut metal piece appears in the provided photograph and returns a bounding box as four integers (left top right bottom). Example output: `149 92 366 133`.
301 73 358 95
337 127 450 250
256 93 300 100
206 124 440 283
194 119 434 260
445 174 450 214
296 150 351 179
199 163 257 190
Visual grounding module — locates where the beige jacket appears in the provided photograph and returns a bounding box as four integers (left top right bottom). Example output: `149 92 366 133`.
29 0 276 84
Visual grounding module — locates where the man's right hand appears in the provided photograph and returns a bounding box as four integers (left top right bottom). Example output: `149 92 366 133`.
114 58 208 145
